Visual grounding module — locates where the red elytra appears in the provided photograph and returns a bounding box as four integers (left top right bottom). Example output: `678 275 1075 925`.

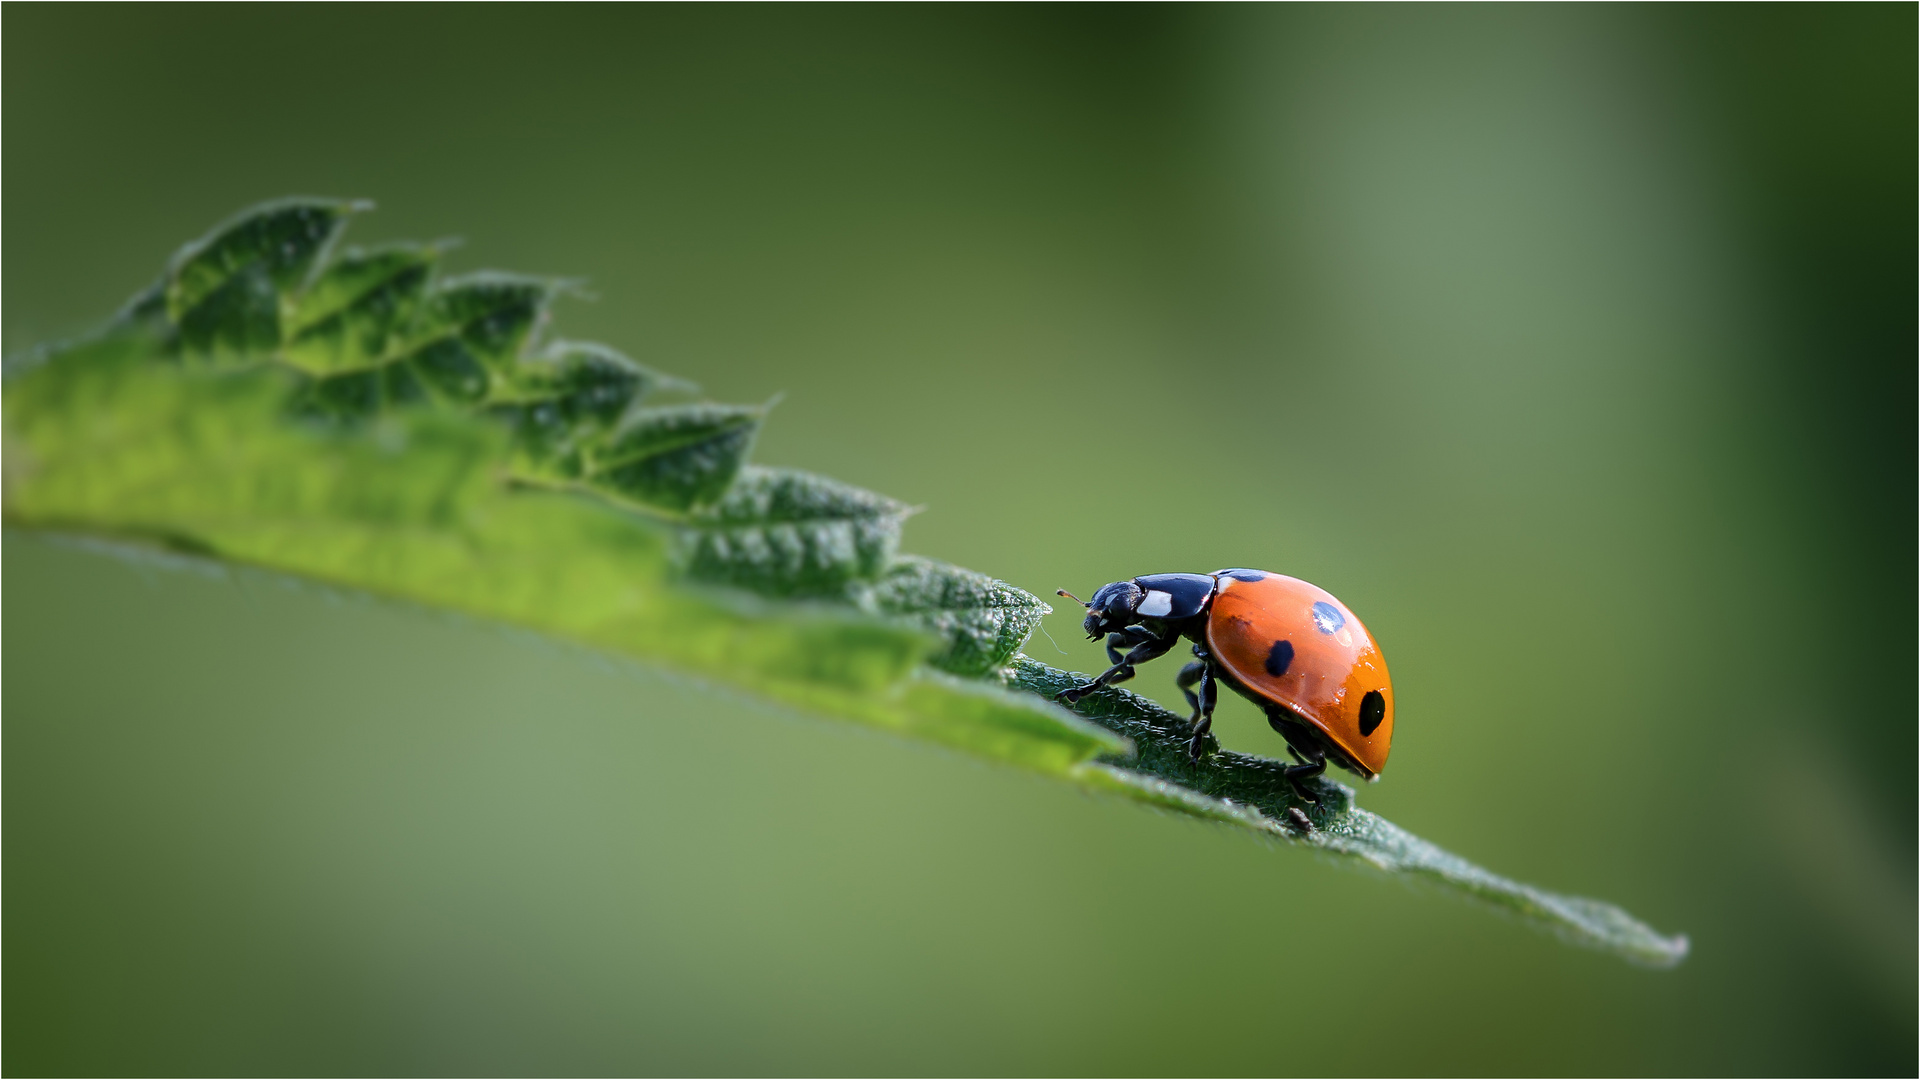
1205 571 1393 778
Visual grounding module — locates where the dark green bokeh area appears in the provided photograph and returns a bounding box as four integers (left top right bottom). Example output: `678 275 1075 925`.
5 5 1913 1074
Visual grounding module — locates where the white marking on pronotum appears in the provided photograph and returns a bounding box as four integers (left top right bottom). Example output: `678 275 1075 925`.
1138 590 1174 618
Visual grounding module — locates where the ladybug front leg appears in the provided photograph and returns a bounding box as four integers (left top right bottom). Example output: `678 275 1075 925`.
1057 625 1177 704
1104 628 1149 669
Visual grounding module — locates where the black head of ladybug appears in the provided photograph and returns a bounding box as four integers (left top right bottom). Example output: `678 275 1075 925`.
1058 580 1144 641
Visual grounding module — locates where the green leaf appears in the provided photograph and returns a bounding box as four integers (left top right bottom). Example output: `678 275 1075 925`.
583 401 767 511
163 198 362 367
904 669 1130 770
300 272 558 419
422 272 557 378
492 340 694 471
1004 657 1691 968
1 199 1691 968
296 362 431 421
863 555 1051 676
674 465 912 597
1 339 1105 778
281 244 440 374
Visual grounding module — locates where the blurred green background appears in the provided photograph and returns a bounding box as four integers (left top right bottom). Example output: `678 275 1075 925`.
5 5 1913 1074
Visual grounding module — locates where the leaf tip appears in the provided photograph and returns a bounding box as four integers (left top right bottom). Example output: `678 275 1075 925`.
552 277 596 303
1638 931 1690 969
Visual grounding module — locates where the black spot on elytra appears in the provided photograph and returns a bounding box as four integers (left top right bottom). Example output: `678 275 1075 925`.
1359 690 1386 736
1222 568 1267 582
1311 601 1345 634
1265 640 1294 677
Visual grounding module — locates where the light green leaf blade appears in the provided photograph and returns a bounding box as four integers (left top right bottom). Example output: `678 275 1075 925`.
1 336 1111 782
905 669 1130 770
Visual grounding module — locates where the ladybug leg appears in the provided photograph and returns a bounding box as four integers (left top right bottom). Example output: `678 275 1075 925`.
1176 661 1204 714
1057 625 1176 704
1265 709 1326 803
1176 651 1219 761
1282 753 1326 804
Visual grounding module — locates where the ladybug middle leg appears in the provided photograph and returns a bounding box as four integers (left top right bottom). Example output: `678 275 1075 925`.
1175 645 1219 761
1057 625 1177 704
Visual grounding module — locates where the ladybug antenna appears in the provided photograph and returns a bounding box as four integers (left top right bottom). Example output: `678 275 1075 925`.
1056 589 1089 608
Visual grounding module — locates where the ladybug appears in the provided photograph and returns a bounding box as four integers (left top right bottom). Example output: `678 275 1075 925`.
1055 568 1392 801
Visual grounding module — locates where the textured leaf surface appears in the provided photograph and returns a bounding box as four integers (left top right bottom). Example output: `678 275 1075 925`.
1006 658 1690 968
292 271 557 420
162 198 360 366
420 272 556 379
282 244 439 374
0 340 1101 771
0 198 1688 967
676 466 912 598
865 556 1052 676
494 340 693 471
585 402 766 511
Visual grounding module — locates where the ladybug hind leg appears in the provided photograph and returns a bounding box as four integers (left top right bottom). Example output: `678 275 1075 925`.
1265 709 1327 803
1282 752 1326 804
